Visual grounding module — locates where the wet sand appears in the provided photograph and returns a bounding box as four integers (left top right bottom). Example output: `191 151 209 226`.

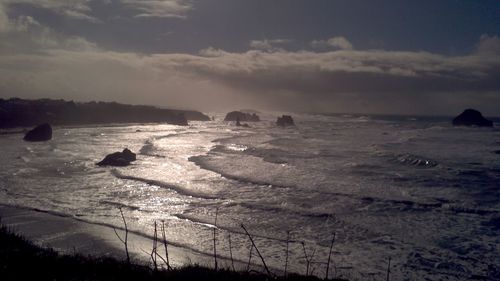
0 204 212 268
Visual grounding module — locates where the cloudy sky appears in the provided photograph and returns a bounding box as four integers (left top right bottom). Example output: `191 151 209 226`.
0 0 499 115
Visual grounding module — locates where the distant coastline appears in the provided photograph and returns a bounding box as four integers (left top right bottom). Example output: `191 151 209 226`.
315 112 500 124
0 98 210 128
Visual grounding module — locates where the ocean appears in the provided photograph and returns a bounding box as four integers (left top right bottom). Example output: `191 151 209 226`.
0 113 499 280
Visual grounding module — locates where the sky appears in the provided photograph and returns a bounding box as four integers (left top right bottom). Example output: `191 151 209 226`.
0 0 499 115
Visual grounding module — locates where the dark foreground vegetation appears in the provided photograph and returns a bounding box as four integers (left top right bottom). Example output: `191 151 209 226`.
0 98 210 128
0 222 347 281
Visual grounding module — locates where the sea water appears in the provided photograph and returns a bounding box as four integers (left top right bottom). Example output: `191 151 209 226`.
0 113 499 280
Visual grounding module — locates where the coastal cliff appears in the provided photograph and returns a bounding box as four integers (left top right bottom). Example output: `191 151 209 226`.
0 98 210 128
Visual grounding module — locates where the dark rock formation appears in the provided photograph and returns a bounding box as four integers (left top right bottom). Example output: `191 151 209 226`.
235 117 250 127
452 109 493 127
23 123 52 142
224 111 260 122
276 115 295 127
170 114 188 126
0 98 209 128
97 148 137 167
121 148 136 162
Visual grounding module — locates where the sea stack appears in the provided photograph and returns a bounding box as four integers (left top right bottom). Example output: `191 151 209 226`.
97 148 137 167
23 123 52 142
276 115 295 127
235 118 250 128
224 111 260 122
452 109 493 127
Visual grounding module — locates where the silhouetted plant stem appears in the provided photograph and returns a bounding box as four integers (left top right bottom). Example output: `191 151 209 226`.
241 224 272 277
228 233 235 271
325 233 336 280
246 242 253 272
161 221 171 270
386 257 391 281
113 208 130 264
301 242 316 276
150 221 158 271
284 230 290 278
213 208 219 271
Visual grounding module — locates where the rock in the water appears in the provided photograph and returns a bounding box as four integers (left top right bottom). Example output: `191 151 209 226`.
276 115 295 127
224 111 260 122
121 148 136 162
97 148 137 166
452 109 493 127
23 123 52 142
235 119 250 128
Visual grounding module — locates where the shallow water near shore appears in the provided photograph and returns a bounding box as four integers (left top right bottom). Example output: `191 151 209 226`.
0 113 499 280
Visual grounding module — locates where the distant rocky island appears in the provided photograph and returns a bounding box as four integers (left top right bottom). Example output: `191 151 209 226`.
224 111 260 122
452 109 493 127
23 123 52 142
0 98 210 128
97 148 137 167
277 115 295 127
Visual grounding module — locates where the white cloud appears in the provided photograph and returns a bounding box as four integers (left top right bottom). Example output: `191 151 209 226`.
476 34 500 55
0 3 10 31
154 47 499 97
3 0 99 22
122 0 192 18
198 47 227 57
12 15 40 31
62 36 97 51
0 4 97 53
311 36 353 50
249 39 292 51
1 0 192 23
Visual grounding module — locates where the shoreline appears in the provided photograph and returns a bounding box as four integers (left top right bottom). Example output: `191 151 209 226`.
0 204 345 280
0 204 211 268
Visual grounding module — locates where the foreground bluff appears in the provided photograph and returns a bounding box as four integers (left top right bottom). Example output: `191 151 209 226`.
23 123 52 142
452 109 493 127
0 98 210 128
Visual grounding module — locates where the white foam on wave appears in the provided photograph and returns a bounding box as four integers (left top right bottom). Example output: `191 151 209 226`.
225 143 248 151
111 169 218 200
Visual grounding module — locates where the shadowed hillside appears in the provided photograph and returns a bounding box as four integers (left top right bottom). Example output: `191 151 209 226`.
0 98 210 128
